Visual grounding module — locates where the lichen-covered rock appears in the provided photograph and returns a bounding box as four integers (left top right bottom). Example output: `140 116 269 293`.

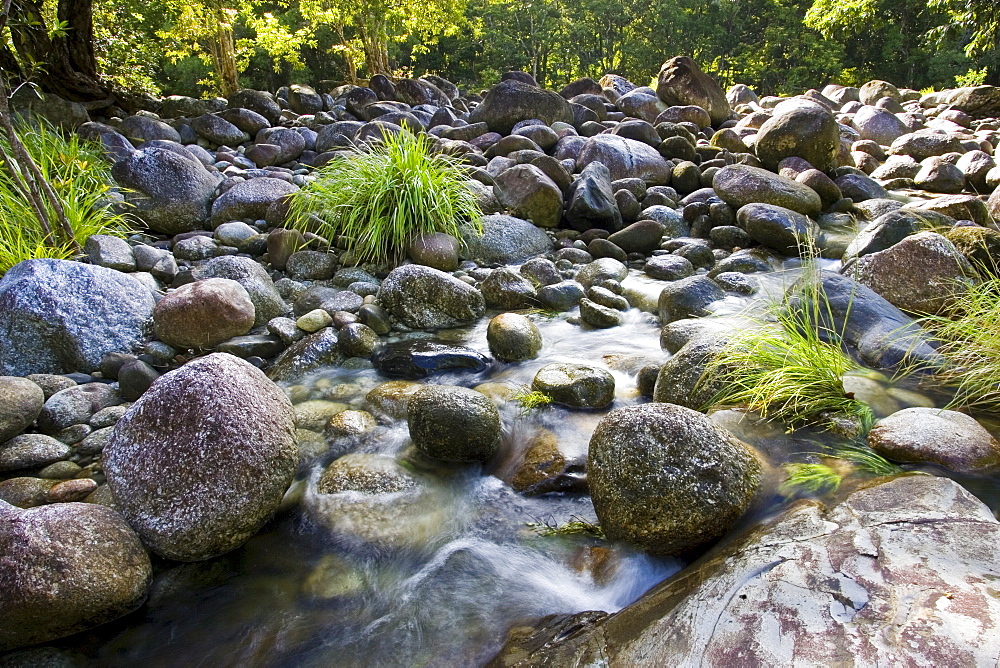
0 259 155 376
0 500 151 651
490 476 1000 667
460 214 553 265
0 376 44 442
868 407 1000 473
103 353 297 561
736 203 819 256
153 278 256 349
407 385 501 462
487 313 543 362
531 363 615 409
652 334 729 409
493 164 563 229
377 264 486 329
587 403 760 556
112 147 219 233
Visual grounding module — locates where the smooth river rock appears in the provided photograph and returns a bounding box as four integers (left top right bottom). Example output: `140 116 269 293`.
378 264 486 329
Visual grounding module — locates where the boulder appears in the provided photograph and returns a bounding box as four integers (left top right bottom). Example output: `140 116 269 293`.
103 353 297 561
372 341 491 379
480 267 537 308
531 363 614 409
193 256 288 327
0 377 44 442
887 132 964 161
0 501 151 651
869 407 1000 473
577 134 672 183
493 164 563 228
190 113 249 145
378 264 486 329
657 275 725 323
845 232 977 314
859 79 901 105
487 313 542 361
227 89 282 125
655 56 730 126
112 147 219 233
852 106 908 145
0 259 155 376
461 214 553 265
408 385 501 463
652 334 728 409
409 232 461 272
920 85 1000 119
737 203 819 255
588 403 761 555
469 80 573 135
210 177 299 225
565 161 623 232
615 87 668 123
490 476 1000 667
755 99 840 172
153 278 256 349
119 115 181 143
713 164 822 216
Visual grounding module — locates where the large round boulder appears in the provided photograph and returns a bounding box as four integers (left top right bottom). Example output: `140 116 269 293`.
112 147 220 233
469 80 573 135
755 99 840 172
531 363 615 409
577 134 672 184
713 164 822 216
868 407 1000 473
588 403 761 555
407 385 501 463
0 500 151 651
655 56 731 126
852 106 908 145
0 259 155 376
487 313 543 361
152 278 256 349
377 264 486 329
460 214 553 265
103 353 297 561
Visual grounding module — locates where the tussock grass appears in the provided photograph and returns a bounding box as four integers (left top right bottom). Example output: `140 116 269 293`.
287 130 482 266
704 278 874 432
527 516 605 539
918 278 1000 413
0 120 132 274
511 385 553 414
782 442 902 495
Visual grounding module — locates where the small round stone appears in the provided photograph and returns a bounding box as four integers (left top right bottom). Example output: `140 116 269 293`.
487 313 543 361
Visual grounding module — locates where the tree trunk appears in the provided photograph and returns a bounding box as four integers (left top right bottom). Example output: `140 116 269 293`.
359 21 390 76
8 0 113 105
208 20 240 97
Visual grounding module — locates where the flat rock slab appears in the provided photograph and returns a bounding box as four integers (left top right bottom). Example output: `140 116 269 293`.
489 475 1000 667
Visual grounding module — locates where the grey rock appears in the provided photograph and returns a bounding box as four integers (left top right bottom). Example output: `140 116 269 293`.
576 257 629 289
887 131 964 161
0 501 150 651
119 115 181 143
104 353 296 561
37 382 120 434
713 164 822 216
869 407 1000 472
579 298 624 328
191 114 249 145
480 267 537 308
616 87 667 123
0 259 154 376
494 164 563 228
536 280 586 311
531 363 615 409
755 99 840 172
0 377 44 442
652 334 729 409
408 385 501 463
210 177 298 225
565 161 623 232
267 328 343 382
469 80 573 135
227 89 282 125
577 134 672 183
408 232 460 271
737 203 819 255
644 254 695 280
372 340 491 379
112 147 219 233
460 214 553 265
852 105 908 145
378 264 486 329
84 234 136 272
657 275 725 322
0 434 71 471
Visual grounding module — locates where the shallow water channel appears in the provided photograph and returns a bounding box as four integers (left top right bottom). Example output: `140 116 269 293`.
59 265 1000 667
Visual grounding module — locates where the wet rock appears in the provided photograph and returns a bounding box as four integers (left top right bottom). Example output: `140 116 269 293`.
112 147 219 233
0 377 44 442
755 99 840 172
338 322 381 358
378 264 486 329
652 334 728 409
577 134 672 183
409 232 461 271
104 353 296 561
655 56 730 126
153 278 255 349
408 385 501 463
869 407 1000 473
510 430 587 496
737 203 819 255
318 453 419 495
565 161 623 233
536 280 586 311
576 257 629 289
294 400 348 432
480 267 537 308
845 232 977 314
531 363 614 409
588 403 760 556
461 214 553 265
713 164 821 216
193 256 288 327
494 164 563 228
365 380 423 419
478 316 542 371
469 80 573 135
267 328 343 382
0 501 151 651
643 255 695 281
657 275 725 323
579 298 624 328
325 409 377 440
372 341 491 379
491 476 1000 666
0 260 154 376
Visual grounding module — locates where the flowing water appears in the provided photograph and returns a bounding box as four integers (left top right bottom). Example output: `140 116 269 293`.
53 264 1000 666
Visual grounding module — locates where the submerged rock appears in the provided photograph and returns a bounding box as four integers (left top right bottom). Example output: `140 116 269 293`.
0 500 151 651
104 353 297 561
588 403 761 556
372 341 492 379
490 476 1000 667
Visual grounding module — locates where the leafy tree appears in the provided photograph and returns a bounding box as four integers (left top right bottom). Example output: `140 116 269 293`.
927 0 1000 85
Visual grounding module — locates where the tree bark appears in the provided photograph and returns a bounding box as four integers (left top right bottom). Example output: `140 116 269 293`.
8 0 113 106
208 22 240 96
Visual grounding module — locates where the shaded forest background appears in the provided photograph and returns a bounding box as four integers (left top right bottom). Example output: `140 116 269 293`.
2 0 998 105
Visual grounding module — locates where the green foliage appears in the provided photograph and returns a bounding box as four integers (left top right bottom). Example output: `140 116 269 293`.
0 121 133 275
782 442 902 495
782 462 843 493
955 67 989 87
919 279 1000 413
288 130 482 266
527 516 605 539
511 386 553 413
706 274 875 432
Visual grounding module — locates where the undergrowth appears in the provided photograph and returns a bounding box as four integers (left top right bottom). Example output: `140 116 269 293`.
0 119 132 274
287 129 482 266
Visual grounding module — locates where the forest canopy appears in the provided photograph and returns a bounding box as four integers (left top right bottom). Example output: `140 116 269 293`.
1 0 998 103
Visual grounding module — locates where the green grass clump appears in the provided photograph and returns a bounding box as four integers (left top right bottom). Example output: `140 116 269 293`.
782 463 843 493
918 278 1000 412
781 443 902 496
705 290 874 432
287 129 482 266
527 516 605 539
0 120 132 275
511 386 553 413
